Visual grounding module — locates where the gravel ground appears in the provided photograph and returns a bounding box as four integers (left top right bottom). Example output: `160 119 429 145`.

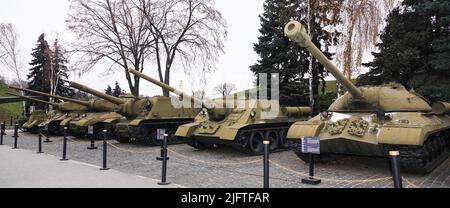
1 130 449 188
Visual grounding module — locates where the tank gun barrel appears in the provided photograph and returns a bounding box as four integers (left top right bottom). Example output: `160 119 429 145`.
8 86 91 107
128 68 207 108
69 82 125 105
284 21 363 99
7 92 56 106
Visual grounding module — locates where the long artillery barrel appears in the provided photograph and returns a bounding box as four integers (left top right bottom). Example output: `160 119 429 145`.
7 92 55 106
9 86 91 107
0 95 42 104
128 68 208 108
284 21 363 99
69 82 125 105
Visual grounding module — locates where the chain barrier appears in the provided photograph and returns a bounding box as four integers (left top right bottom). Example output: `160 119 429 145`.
269 160 394 184
106 141 159 154
13 130 422 187
402 177 418 188
166 148 262 166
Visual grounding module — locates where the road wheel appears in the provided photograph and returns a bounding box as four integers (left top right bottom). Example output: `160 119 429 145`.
249 131 264 154
265 130 279 151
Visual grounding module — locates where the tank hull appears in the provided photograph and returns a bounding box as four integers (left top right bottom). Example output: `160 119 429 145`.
287 112 450 173
21 111 50 133
114 118 195 145
176 102 311 155
68 112 122 139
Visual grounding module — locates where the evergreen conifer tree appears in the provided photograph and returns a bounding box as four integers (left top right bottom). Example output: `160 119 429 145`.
358 0 450 102
250 0 341 114
26 33 52 110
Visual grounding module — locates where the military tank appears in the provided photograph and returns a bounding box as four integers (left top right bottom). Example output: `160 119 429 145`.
73 70 201 145
284 20 450 173
9 86 117 138
45 83 125 139
140 75 312 155
7 93 88 135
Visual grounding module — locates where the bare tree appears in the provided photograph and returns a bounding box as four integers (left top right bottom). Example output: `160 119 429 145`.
138 0 227 96
336 0 396 79
67 0 156 96
214 82 236 97
0 23 26 114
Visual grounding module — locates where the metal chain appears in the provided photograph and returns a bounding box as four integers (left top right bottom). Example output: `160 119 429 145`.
167 148 262 166
106 141 159 154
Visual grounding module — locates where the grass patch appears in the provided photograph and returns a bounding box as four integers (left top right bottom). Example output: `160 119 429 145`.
0 82 23 120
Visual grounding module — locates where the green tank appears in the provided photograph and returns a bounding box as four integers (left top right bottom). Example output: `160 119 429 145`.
54 83 125 139
8 93 88 135
9 86 117 138
134 71 313 154
284 21 450 173
74 70 201 145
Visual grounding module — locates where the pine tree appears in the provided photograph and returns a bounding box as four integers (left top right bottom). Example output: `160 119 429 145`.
112 81 122 97
26 33 52 111
358 0 450 102
51 39 74 100
105 85 113 96
250 0 341 114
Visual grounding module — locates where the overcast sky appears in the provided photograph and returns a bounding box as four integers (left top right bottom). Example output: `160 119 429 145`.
0 0 265 97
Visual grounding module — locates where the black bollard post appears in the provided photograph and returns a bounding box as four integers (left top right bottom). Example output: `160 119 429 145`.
37 127 43 154
389 151 403 188
60 127 69 161
157 139 164 161
12 122 18 149
301 153 322 185
87 127 98 150
0 123 4 145
263 140 270 189
43 125 52 143
158 133 170 185
10 116 13 127
100 129 110 171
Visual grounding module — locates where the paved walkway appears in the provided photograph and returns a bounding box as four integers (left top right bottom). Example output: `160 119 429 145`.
0 145 182 188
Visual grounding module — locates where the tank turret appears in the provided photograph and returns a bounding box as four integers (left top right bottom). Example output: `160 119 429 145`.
69 81 150 118
284 21 432 112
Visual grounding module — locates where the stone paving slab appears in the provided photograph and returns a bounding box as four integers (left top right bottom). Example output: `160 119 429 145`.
1 130 449 188
0 145 182 188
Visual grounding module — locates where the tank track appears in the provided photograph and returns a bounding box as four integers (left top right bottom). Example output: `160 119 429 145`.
125 125 184 146
187 127 291 155
386 132 449 174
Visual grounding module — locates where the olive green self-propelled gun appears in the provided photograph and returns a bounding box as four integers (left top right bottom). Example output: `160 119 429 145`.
7 93 88 134
284 21 450 173
97 69 201 145
8 86 92 134
9 86 117 138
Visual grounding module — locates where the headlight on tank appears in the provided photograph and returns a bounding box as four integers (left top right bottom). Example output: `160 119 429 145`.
82 114 87 118
320 111 332 121
384 113 394 121
200 109 208 116
250 111 256 118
